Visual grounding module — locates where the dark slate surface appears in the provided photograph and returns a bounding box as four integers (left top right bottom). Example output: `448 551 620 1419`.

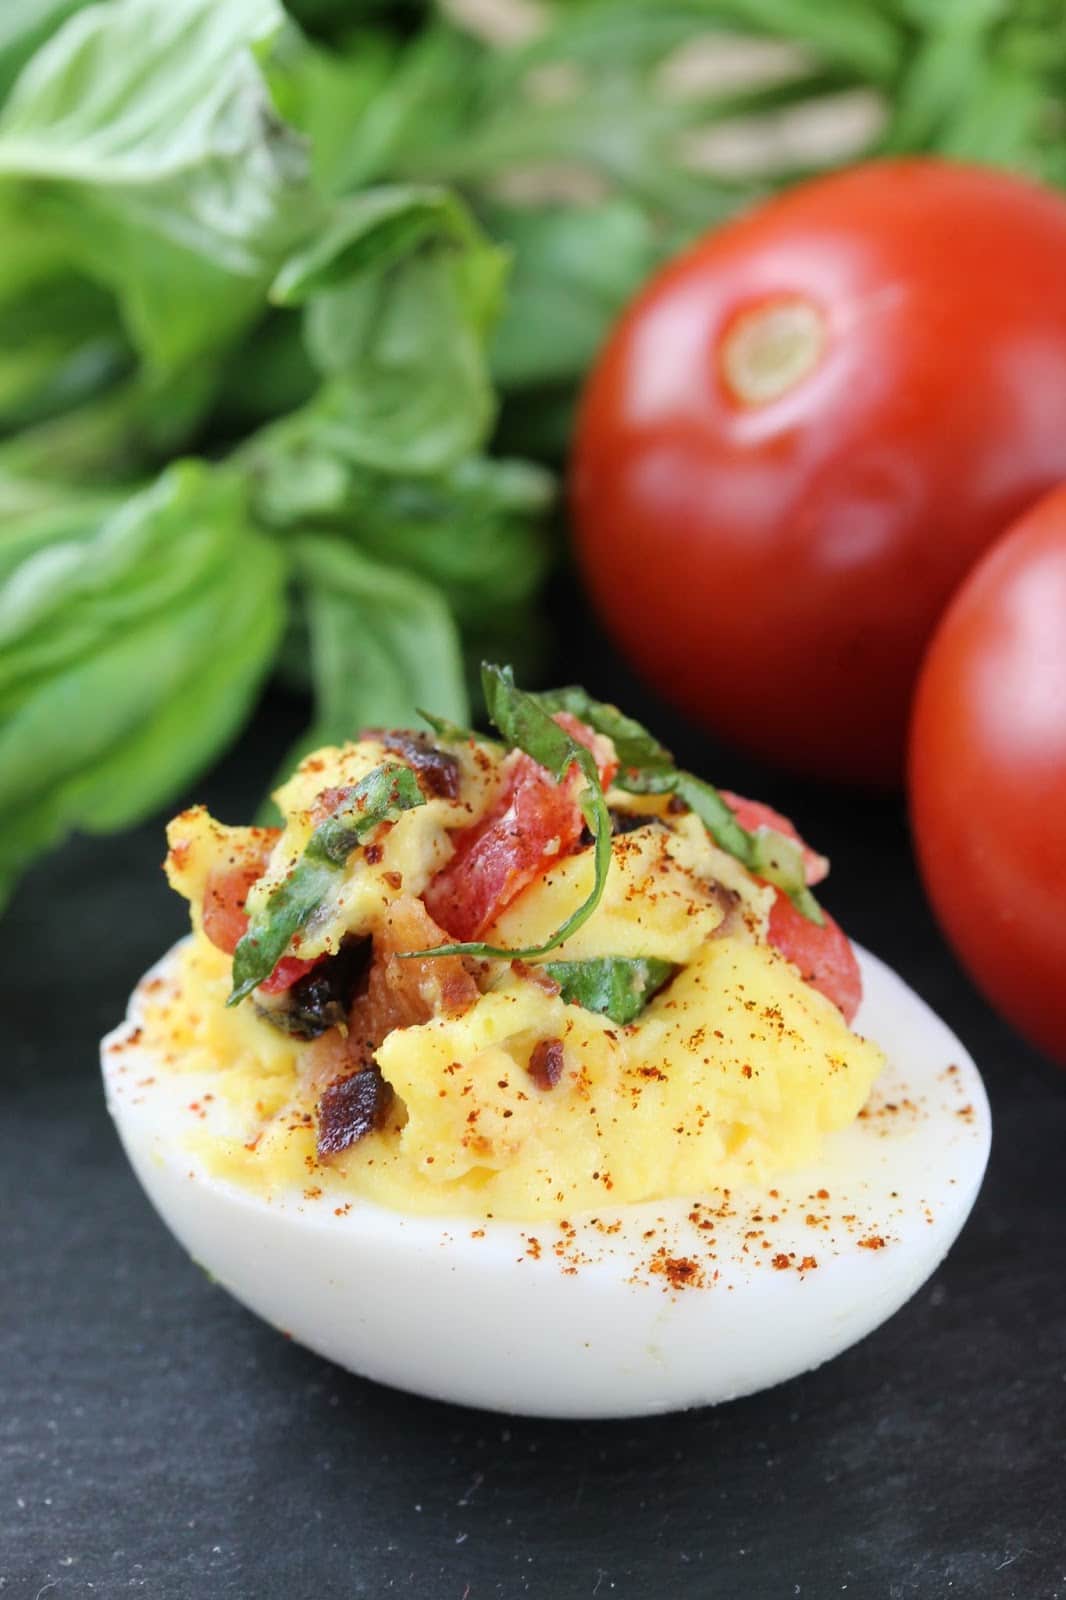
4 625 1065 1600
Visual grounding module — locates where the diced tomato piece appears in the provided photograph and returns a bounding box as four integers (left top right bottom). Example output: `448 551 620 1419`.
721 792 858 1018
720 791 828 885
259 954 320 994
202 838 276 957
201 831 318 995
424 714 616 941
767 890 862 1023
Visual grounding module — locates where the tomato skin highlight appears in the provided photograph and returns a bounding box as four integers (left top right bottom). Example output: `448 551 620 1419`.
909 485 1066 1066
571 158 1066 785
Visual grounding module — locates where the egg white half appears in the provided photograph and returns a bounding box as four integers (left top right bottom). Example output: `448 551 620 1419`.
102 943 990 1419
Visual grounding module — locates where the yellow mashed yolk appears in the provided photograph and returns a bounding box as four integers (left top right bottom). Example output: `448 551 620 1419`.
151 733 884 1220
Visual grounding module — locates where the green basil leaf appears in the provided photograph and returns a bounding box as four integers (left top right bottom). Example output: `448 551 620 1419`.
543 956 677 1026
0 462 285 907
538 685 674 776
272 186 483 303
488 200 661 391
749 828 826 925
673 772 758 870
411 663 613 962
270 23 473 197
417 710 498 748
0 1 91 103
270 185 507 475
229 763 425 1003
0 0 312 372
561 694 826 925
272 534 468 776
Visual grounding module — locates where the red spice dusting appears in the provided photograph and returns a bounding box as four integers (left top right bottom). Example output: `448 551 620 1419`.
741 1064 753 1078
858 1234 886 1250
771 1253 792 1270
651 1251 704 1290
528 1037 566 1091
382 870 403 890
799 1255 818 1271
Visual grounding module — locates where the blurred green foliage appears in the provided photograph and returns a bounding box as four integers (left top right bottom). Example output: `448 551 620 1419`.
0 0 1062 903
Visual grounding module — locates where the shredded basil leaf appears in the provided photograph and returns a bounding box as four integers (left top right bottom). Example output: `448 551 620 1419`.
605 721 825 926
748 829 825 925
416 707 500 748
537 685 674 776
228 763 425 1004
408 663 613 962
542 955 677 1026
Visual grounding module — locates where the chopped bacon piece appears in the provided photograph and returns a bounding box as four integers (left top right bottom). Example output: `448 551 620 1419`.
423 714 617 942
511 959 562 996
356 896 479 1042
365 728 462 800
310 898 480 1153
306 896 480 1096
317 1065 394 1157
527 1037 566 1090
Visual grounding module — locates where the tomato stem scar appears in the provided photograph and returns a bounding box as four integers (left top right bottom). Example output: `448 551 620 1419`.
719 297 825 405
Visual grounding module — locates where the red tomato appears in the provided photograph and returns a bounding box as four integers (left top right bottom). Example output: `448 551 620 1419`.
571 159 1066 785
909 485 1066 1065
424 714 617 941
721 791 858 1018
202 856 273 958
202 835 317 994
767 892 862 1025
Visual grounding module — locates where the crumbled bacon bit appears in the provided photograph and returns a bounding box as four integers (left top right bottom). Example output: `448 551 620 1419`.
317 1066 394 1158
511 959 561 995
366 729 462 800
528 1038 565 1090
364 843 384 866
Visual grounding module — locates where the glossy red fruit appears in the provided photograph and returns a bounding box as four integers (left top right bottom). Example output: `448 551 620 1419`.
572 159 1066 784
909 484 1066 1065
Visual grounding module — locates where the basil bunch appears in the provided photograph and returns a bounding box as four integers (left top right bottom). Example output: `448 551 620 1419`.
2 0 1061 909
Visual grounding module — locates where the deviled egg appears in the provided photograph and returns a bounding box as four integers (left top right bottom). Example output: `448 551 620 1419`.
102 668 989 1417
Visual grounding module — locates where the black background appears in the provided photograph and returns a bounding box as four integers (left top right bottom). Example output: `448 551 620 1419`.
4 611 1064 1599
